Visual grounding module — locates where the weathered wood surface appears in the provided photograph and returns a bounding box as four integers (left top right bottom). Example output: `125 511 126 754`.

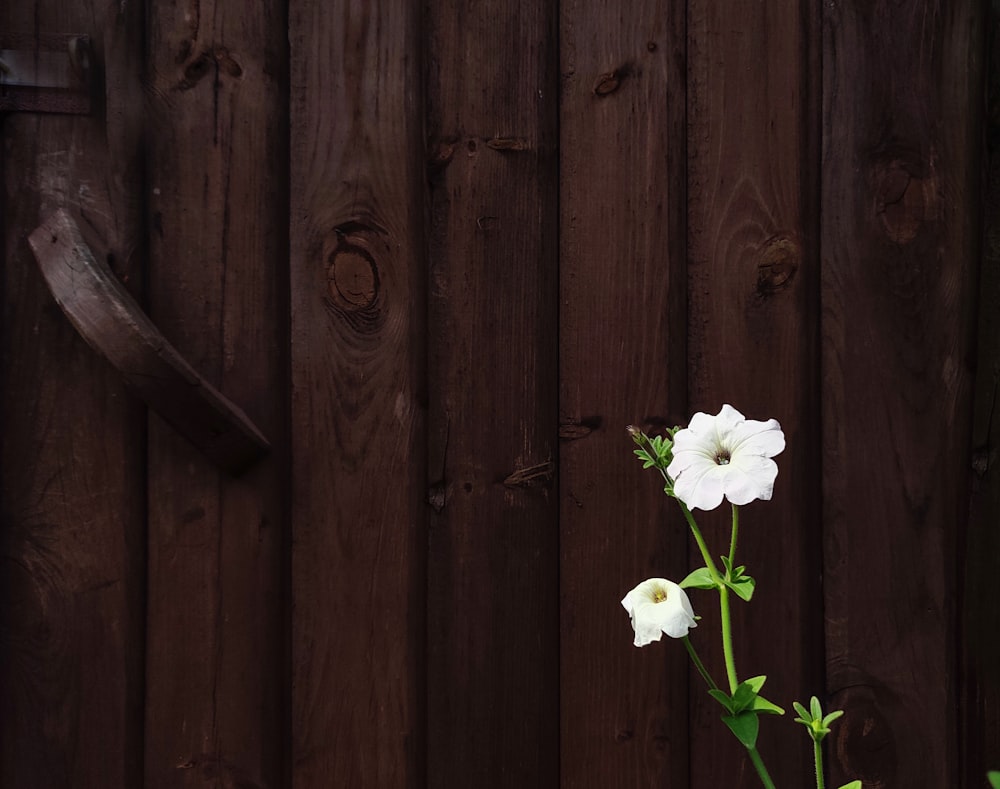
28 210 269 474
963 3 1000 786
424 1 559 785
0 2 145 786
288 0 426 785
558 1 689 786
685 0 823 785
821 1 982 786
142 1 287 787
0 1 995 787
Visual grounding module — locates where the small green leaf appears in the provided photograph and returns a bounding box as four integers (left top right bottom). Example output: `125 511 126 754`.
721 711 759 748
810 695 823 721
730 676 763 710
792 701 811 722
988 771 1000 789
726 575 756 602
750 694 785 716
837 782 862 789
731 686 757 713
822 709 845 727
679 567 718 590
708 689 735 713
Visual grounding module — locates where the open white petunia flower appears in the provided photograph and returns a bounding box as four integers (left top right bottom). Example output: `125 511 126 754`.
666 404 785 511
621 578 697 646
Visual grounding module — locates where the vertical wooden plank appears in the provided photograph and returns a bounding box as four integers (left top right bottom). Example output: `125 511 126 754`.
424 1 559 785
822 1 981 786
558 1 689 786
289 1 425 785
143 3 287 787
0 3 145 786
965 8 1000 786
686 0 822 785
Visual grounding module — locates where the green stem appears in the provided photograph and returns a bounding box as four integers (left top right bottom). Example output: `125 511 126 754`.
718 585 739 693
813 739 825 789
747 745 778 789
677 500 738 691
682 637 719 691
728 504 740 568
678 501 722 582
719 503 740 693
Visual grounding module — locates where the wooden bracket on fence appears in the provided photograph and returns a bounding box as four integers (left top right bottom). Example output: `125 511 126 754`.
28 209 270 475
0 34 94 115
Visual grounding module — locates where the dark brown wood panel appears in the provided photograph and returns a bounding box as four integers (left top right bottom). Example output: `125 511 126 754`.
288 1 426 785
821 1 982 786
142 2 287 787
685 0 823 785
965 8 1000 786
558 1 689 786
0 4 146 786
424 2 559 785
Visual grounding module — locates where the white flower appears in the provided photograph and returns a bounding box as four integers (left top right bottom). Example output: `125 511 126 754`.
621 578 697 646
666 404 785 511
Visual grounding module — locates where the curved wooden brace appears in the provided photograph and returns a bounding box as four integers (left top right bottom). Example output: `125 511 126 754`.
28 209 270 474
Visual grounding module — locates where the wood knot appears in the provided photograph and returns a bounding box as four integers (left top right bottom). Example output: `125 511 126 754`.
559 415 603 440
593 64 632 96
833 691 896 787
503 460 554 489
487 137 530 152
755 235 800 297
873 157 940 245
429 138 457 171
327 249 378 309
177 47 243 90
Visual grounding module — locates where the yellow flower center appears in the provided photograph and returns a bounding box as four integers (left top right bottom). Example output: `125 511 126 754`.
652 587 668 603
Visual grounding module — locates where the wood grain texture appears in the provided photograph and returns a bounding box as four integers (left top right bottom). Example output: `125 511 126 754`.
558 1 689 786
685 0 822 785
821 2 982 786
962 6 996 788
288 1 425 785
0 1 145 785
143 1 287 787
424 2 559 785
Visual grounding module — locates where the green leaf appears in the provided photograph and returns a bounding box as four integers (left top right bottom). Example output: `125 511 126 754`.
988 771 1000 789
792 701 811 722
750 694 785 716
708 689 735 713
726 574 756 602
679 566 718 590
810 695 823 721
822 710 845 727
721 711 759 748
730 676 765 713
837 782 863 789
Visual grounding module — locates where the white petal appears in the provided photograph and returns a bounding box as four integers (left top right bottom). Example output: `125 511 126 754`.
666 446 711 479
726 455 778 504
670 427 717 458
713 404 747 434
672 459 728 511
622 579 697 645
730 418 785 458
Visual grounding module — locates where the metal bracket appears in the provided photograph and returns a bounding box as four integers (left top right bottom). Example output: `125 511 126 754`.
0 34 93 114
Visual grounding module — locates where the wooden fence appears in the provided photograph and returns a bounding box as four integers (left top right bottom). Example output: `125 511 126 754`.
1 0 996 787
